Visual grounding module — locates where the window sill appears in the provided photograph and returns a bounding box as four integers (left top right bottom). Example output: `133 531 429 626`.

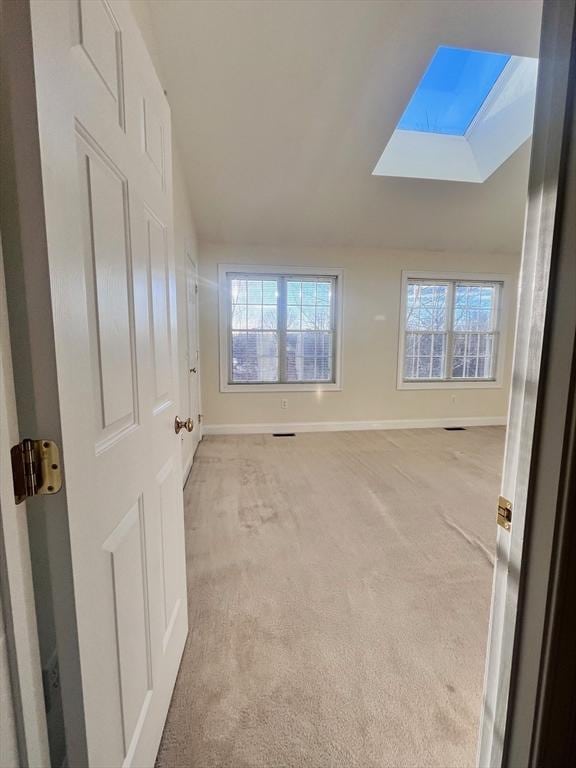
220 382 342 393
397 378 502 391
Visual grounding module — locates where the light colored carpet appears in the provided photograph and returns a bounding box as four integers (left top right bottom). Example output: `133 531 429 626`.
156 427 503 768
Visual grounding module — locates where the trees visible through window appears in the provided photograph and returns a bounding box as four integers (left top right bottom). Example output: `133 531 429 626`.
227 272 338 385
403 278 502 382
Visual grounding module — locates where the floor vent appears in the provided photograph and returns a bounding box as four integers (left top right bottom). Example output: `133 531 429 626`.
272 433 296 437
444 427 466 431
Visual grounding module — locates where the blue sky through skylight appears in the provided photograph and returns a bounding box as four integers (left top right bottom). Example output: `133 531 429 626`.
398 47 511 136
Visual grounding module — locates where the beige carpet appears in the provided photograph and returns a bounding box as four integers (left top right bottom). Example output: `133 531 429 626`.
156 427 503 768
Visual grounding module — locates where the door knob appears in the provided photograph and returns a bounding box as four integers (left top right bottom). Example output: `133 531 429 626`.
174 416 194 434
190 367 197 373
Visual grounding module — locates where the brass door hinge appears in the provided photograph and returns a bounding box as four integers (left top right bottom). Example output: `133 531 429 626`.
198 413 203 423
11 439 62 505
497 496 512 531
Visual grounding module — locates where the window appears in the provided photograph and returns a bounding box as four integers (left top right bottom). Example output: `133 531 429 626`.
219 265 343 391
373 46 538 183
398 272 509 389
398 47 511 136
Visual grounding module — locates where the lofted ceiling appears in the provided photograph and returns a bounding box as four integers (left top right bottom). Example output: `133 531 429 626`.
139 0 543 252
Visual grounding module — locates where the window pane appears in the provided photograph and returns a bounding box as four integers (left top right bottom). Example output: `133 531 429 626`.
417 355 432 378
465 357 478 377
452 357 464 378
287 281 301 305
316 282 331 305
451 332 496 379
262 306 277 329
432 334 444 355
315 307 331 330
246 306 262 330
301 307 315 330
431 356 444 377
287 306 300 330
406 282 448 331
404 332 446 379
404 356 417 379
419 334 432 356
283 278 335 383
262 281 277 304
286 331 333 382
476 356 492 378
246 280 263 304
231 304 247 330
230 279 246 304
405 333 417 356
229 276 280 383
453 283 497 331
302 282 316 304
231 331 278 383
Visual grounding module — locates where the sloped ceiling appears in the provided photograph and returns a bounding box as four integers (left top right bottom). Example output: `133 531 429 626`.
140 0 542 252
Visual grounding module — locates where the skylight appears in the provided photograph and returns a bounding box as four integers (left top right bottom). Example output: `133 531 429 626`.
398 47 511 136
373 46 539 183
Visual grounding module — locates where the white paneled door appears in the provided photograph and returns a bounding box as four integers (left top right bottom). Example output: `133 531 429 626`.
28 1 187 765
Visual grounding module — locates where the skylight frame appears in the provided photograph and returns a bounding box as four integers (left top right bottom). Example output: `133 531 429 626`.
373 48 539 183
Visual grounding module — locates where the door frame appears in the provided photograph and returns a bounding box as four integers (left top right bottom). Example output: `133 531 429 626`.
183 250 202 481
0 233 50 768
478 0 576 765
0 1 87 764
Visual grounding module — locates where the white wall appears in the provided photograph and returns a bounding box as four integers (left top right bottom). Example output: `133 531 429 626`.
131 0 201 477
199 243 520 431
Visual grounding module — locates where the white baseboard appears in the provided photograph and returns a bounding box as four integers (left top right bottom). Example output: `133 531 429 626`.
203 416 507 436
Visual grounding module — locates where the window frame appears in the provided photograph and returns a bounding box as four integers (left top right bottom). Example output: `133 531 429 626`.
397 270 513 390
218 264 344 392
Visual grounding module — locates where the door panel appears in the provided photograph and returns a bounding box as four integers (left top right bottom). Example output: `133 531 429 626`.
76 132 138 443
103 499 152 760
142 97 164 183
156 458 185 652
146 211 172 411
78 1 122 98
28 1 188 764
77 0 125 129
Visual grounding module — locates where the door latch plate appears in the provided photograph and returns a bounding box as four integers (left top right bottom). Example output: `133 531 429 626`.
11 439 62 504
497 495 512 531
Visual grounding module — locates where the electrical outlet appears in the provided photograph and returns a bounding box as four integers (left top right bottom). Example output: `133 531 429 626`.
280 398 288 409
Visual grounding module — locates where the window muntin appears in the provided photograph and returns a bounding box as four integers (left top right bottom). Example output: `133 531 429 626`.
403 278 501 382
227 273 337 386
